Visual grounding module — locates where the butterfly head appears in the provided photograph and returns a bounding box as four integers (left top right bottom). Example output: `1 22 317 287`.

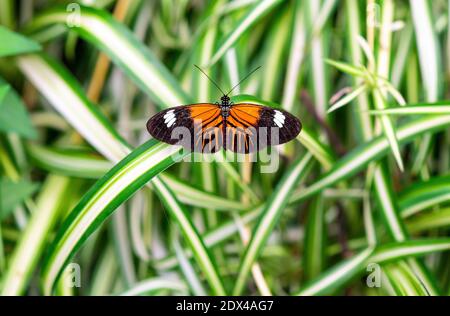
220 95 230 106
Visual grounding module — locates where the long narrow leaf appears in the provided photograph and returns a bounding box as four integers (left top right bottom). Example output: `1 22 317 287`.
25 5 190 109
207 0 283 67
233 153 313 295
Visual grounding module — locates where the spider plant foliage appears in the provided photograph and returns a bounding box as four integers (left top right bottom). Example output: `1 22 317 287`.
326 58 405 114
0 0 449 297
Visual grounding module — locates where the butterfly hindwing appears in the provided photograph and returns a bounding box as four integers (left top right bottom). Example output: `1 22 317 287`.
146 103 223 153
226 103 302 153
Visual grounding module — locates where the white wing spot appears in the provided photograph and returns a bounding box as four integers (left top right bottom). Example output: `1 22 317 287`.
163 110 175 119
167 117 176 127
273 110 285 127
164 110 176 127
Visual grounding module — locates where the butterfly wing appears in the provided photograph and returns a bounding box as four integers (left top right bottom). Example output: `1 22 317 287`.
146 103 223 153
226 104 301 153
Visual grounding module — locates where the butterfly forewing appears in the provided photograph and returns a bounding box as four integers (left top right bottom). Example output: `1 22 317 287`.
225 104 301 153
146 103 223 153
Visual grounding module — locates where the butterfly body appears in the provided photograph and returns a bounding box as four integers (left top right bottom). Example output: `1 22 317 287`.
147 94 301 154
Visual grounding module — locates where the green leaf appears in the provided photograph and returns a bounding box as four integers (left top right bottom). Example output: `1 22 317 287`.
25 6 190 110
260 6 293 102
383 262 430 296
290 112 450 204
233 153 314 295
1 176 70 295
119 278 188 296
295 248 374 296
207 0 284 67
0 177 38 219
406 208 450 233
371 239 450 264
373 87 404 172
410 0 441 101
409 0 442 174
327 84 366 113
399 175 450 217
370 104 450 115
295 238 450 295
26 143 113 179
0 84 37 139
303 196 326 280
0 25 41 57
325 59 367 78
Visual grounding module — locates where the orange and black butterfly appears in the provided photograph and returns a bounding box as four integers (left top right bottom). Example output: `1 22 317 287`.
147 66 301 154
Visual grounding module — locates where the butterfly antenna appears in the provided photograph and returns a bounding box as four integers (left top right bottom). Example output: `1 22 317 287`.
194 64 226 96
225 66 261 96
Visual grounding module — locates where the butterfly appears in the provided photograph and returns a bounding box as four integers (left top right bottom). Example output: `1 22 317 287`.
146 66 302 154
